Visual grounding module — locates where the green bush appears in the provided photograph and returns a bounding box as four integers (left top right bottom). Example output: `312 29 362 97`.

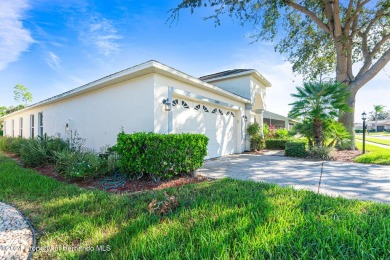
307 146 334 160
274 128 289 139
265 139 289 150
246 122 260 136
114 132 208 181
6 138 29 156
285 141 307 157
355 129 363 133
0 130 3 136
250 134 264 151
19 136 68 167
54 149 112 179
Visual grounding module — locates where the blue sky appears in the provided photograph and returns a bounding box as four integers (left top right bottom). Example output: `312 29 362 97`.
1 0 389 120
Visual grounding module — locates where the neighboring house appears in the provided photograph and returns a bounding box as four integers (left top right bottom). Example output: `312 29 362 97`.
1 60 272 158
355 120 390 131
262 110 300 130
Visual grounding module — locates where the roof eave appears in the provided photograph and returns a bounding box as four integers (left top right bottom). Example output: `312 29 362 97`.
2 61 250 119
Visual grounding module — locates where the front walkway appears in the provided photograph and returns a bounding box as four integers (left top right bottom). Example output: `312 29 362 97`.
196 154 390 204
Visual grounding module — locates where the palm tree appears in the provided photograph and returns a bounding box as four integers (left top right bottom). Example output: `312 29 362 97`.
289 82 351 147
373 105 386 132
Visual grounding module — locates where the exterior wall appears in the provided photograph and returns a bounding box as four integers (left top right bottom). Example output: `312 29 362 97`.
153 74 247 153
206 76 251 99
3 74 155 151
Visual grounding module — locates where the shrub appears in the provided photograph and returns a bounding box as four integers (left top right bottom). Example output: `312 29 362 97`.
355 129 363 133
6 138 29 156
307 146 335 160
54 149 113 179
250 134 264 151
246 122 260 136
274 128 289 139
19 135 68 167
285 141 307 157
265 139 289 150
114 132 208 181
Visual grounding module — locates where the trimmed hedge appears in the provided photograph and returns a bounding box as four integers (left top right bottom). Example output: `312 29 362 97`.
265 139 289 150
285 141 307 158
114 132 208 181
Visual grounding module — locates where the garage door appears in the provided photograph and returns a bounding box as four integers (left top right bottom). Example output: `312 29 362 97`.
172 97 237 158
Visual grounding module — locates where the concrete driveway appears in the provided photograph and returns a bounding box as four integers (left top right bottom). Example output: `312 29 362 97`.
196 154 390 204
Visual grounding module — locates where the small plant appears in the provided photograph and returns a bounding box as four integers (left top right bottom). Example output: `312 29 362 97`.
250 134 264 151
307 146 334 160
247 123 264 151
285 141 307 158
246 122 260 136
148 192 179 215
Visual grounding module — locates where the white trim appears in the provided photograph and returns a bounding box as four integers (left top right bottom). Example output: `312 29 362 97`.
201 70 272 88
1 61 251 119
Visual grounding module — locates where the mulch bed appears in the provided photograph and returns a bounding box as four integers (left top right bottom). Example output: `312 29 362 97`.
332 149 362 162
4 153 210 194
34 165 209 194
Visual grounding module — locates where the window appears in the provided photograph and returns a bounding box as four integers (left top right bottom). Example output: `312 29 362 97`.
19 117 23 137
30 114 35 138
3 121 6 136
182 101 189 109
12 119 14 137
38 112 43 137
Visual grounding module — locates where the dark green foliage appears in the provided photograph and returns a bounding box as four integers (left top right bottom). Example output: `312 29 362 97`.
19 136 68 167
4 138 29 156
289 82 351 147
307 146 334 160
250 134 264 151
114 132 208 181
246 122 260 136
285 141 307 158
265 139 289 150
0 130 3 136
54 149 114 179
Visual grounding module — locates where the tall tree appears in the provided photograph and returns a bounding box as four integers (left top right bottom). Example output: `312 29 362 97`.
14 84 33 105
369 109 390 121
289 82 351 147
372 105 386 131
171 0 390 147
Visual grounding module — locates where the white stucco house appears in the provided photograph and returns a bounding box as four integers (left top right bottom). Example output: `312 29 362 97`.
1 60 272 158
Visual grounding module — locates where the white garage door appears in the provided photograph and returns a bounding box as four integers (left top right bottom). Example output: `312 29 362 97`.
172 97 237 158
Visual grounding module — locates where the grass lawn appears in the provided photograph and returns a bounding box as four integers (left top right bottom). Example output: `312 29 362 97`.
1 154 389 259
354 141 390 165
355 135 390 146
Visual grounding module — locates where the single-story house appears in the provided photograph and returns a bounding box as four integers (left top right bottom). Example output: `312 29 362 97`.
355 120 390 132
2 60 274 158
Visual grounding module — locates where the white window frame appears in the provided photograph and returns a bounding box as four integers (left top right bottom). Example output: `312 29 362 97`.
38 112 43 137
19 117 23 137
30 114 35 138
12 119 14 137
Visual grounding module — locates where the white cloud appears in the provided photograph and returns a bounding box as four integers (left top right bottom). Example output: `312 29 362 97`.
46 51 61 71
0 0 34 70
79 16 122 56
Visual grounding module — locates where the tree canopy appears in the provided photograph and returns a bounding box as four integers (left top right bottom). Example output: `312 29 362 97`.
14 84 33 105
171 0 390 146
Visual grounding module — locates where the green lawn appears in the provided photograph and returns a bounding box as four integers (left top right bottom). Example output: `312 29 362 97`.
0 154 389 259
354 141 390 165
355 136 390 146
